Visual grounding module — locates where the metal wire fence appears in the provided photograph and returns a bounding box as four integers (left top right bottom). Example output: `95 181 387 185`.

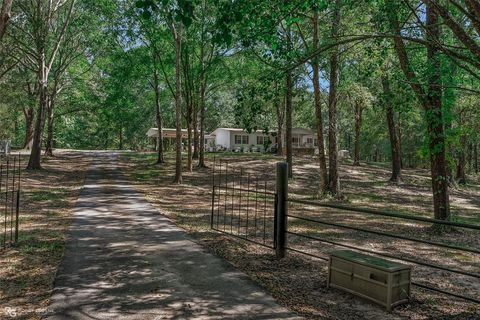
210 160 480 306
0 154 22 249
286 199 480 304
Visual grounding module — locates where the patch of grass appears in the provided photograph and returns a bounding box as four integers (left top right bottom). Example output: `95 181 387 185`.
205 151 280 161
26 189 68 202
348 193 392 205
424 296 437 306
132 169 159 181
450 210 480 225
124 151 480 320
19 238 64 255
0 151 89 318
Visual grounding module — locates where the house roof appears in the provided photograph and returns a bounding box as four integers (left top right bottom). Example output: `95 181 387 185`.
209 127 315 136
147 128 188 138
147 127 315 138
210 128 270 136
147 128 215 139
291 128 315 135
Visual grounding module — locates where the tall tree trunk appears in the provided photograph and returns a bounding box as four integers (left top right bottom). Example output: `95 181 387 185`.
44 97 55 157
197 0 207 168
274 88 284 156
27 53 48 170
467 142 473 173
426 4 450 221
397 122 404 168
373 148 378 162
182 42 193 173
198 73 207 168
153 67 164 164
474 143 479 174
445 121 457 188
193 106 199 160
0 0 13 42
312 10 328 194
285 72 293 178
186 116 193 172
387 0 450 221
353 100 363 166
23 106 34 150
456 133 467 184
327 0 341 195
382 76 402 182
173 24 182 184
285 21 294 178
118 127 123 150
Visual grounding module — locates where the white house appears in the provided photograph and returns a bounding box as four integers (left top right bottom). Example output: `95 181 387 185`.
209 128 273 152
147 128 215 151
147 128 188 139
290 128 318 148
147 127 319 153
209 127 318 152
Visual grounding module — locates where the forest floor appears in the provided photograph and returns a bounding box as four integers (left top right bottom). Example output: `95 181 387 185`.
2 150 478 319
122 151 480 320
0 150 90 319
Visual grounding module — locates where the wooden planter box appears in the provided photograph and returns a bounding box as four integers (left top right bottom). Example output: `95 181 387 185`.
327 250 411 311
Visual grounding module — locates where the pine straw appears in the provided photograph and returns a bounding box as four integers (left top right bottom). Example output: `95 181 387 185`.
0 151 90 320
122 151 480 320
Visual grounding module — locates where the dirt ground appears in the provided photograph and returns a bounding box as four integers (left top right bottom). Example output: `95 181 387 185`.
2 150 477 319
0 151 90 320
122 151 480 320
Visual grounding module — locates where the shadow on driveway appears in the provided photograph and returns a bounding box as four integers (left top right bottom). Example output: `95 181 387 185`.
47 153 301 320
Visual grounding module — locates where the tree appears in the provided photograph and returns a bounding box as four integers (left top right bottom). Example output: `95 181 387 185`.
136 0 196 183
386 0 450 221
135 5 172 165
285 68 293 178
0 0 13 42
274 80 285 157
196 0 224 168
152 55 165 164
311 8 328 193
327 0 341 195
42 0 102 157
172 20 183 183
12 0 76 169
382 75 402 182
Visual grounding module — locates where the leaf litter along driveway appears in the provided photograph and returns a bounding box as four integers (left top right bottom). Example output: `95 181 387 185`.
123 152 480 320
47 152 301 320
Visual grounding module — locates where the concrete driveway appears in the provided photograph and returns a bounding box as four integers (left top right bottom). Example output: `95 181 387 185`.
47 153 301 320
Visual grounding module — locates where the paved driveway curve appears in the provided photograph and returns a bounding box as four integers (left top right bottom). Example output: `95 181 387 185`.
47 152 301 320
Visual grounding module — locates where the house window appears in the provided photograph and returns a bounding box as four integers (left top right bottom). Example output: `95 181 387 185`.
307 138 313 145
235 135 249 144
257 136 265 145
314 138 318 147
292 137 300 145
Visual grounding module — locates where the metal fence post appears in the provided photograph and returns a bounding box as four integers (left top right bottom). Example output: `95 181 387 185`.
15 189 19 243
211 156 216 229
275 162 288 258
15 155 20 243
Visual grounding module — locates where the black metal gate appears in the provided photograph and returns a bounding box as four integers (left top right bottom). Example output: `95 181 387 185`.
0 154 22 249
210 157 276 248
210 160 480 306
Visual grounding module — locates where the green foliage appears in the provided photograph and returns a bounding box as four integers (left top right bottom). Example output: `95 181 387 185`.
0 0 478 181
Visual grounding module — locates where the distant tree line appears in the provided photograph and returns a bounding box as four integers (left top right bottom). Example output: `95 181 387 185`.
0 0 479 222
